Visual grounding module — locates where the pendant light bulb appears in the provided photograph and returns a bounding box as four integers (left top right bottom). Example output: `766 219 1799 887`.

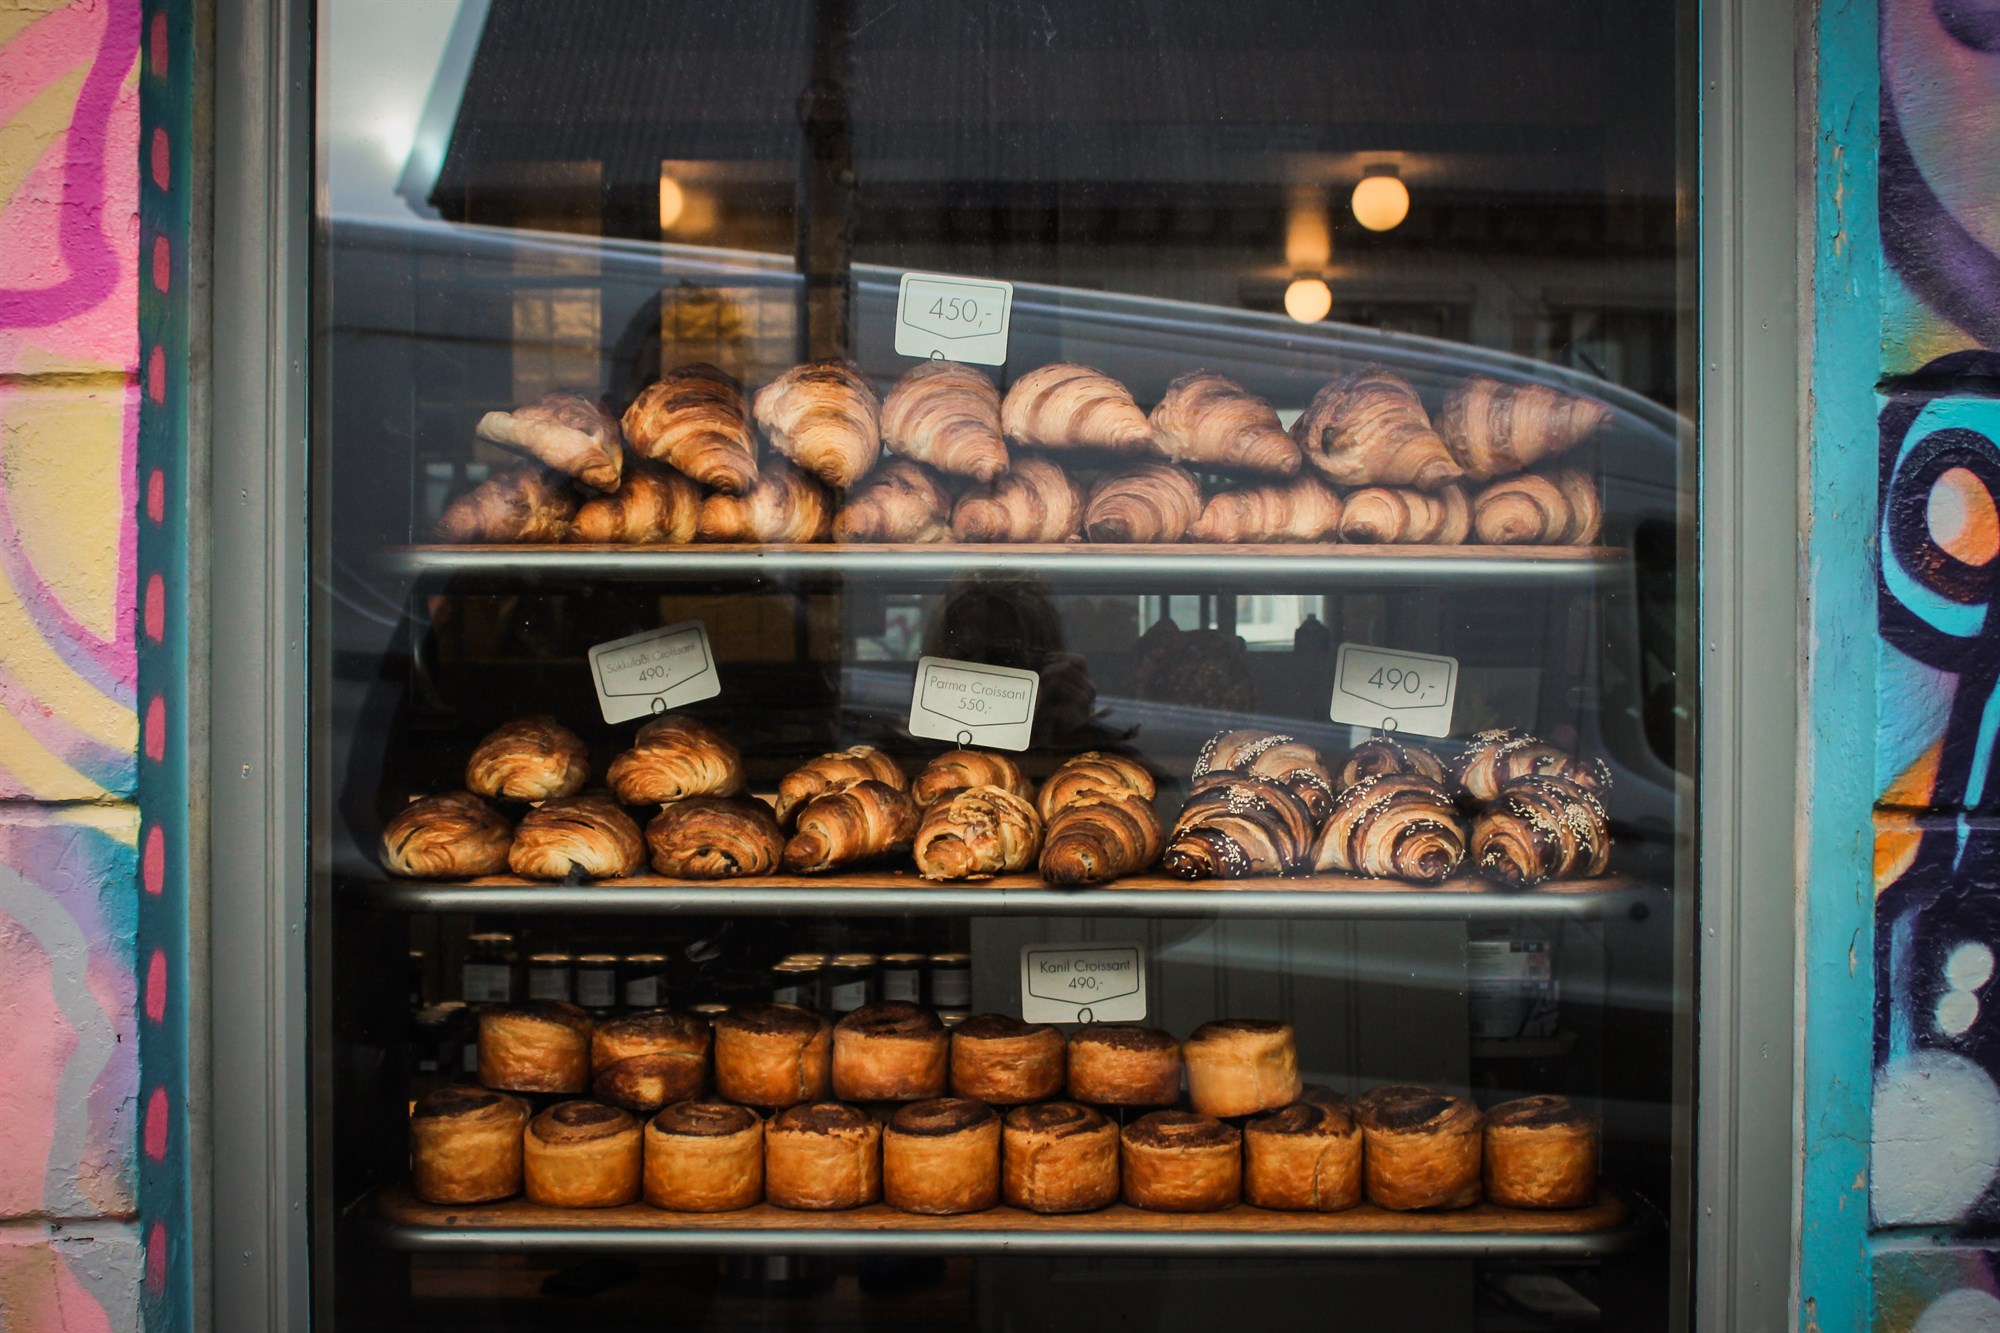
1350 169 1410 232
1284 276 1334 324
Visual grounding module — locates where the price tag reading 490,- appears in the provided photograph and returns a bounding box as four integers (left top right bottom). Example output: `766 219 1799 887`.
587 620 722 724
894 272 1014 366
1329 643 1459 739
1019 941 1147 1025
907 656 1040 752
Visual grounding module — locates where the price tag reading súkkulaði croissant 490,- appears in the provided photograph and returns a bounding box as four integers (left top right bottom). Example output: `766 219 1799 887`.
908 655 1040 752
587 620 723 724
894 272 1013 366
1329 643 1459 739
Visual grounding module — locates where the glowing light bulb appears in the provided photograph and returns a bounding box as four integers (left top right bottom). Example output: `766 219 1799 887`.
1284 277 1333 324
1350 173 1410 232
658 172 686 231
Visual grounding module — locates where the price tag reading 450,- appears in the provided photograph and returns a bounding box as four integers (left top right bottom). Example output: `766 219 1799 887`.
1019 941 1147 1025
894 272 1014 366
907 656 1040 752
587 620 722 724
1329 643 1459 738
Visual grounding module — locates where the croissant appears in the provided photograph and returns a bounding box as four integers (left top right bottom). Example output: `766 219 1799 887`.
1338 486 1471 544
1336 737 1447 790
1550 467 1603 544
1161 774 1317 879
1472 774 1611 888
645 796 784 879
1436 377 1611 482
776 745 908 825
697 461 833 543
781 779 920 873
912 750 1034 808
1083 462 1204 543
466 716 590 802
1189 474 1343 543
436 465 578 543
951 456 1086 542
1453 729 1610 804
1149 371 1302 475
1311 776 1467 883
1035 752 1157 821
833 459 954 544
567 461 702 544
606 715 745 805
508 793 646 880
621 364 759 495
752 360 881 489
1039 788 1164 885
1192 729 1337 824
881 361 1008 482
914 785 1043 880
1472 469 1601 545
1000 363 1155 454
1293 366 1463 490
381 791 513 878
476 391 624 492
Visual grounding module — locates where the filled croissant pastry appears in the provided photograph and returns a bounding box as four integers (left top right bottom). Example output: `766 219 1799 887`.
781 779 921 873
1339 484 1472 545
1039 788 1164 885
1161 774 1318 879
950 456 1086 542
1294 366 1463 490
1453 729 1610 804
753 360 882 489
1083 462 1205 543
436 465 578 543
1337 736 1447 789
1000 364 1155 454
381 791 514 878
1471 468 1601 545
1189 474 1344 543
1193 729 1338 823
508 793 646 880
476 391 624 492
776 745 908 825
914 785 1044 880
645 796 785 879
1436 376 1611 482
606 714 746 805
466 716 590 802
696 460 834 544
1311 775 1467 882
567 461 701 544
881 361 1009 482
833 458 954 544
1149 370 1302 475
621 363 759 495
1035 751 1157 820
1472 774 1611 888
912 750 1034 808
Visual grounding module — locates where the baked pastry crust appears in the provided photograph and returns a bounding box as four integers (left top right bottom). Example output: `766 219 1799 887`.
765 1102 882 1210
507 793 646 880
883 1098 1002 1215
478 1001 593 1094
1066 1026 1183 1106
644 797 783 879
465 715 590 802
1481 1094 1600 1209
712 1003 832 1107
949 1014 1065 1104
410 1087 529 1204
1183 1019 1302 1118
523 1101 643 1208
590 1011 713 1115
643 1101 764 1212
606 715 745 805
380 792 513 878
912 750 1033 808
1120 1111 1242 1212
1355 1085 1484 1210
833 1002 948 1101
1002 1101 1120 1214
1244 1101 1362 1211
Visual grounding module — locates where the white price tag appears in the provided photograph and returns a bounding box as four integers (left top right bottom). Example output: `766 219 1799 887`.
907 655 1039 751
1329 643 1458 739
1019 940 1147 1024
894 272 1013 366
587 620 722 724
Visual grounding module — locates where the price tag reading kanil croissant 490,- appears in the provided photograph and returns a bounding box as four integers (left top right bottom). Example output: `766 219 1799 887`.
1019 941 1147 1024
894 272 1014 366
1329 643 1459 739
907 656 1040 752
587 620 722 724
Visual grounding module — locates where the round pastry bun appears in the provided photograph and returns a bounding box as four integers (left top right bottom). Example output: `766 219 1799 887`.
410 1086 529 1205
712 1002 832 1107
1120 1111 1241 1212
833 1002 948 1102
644 1101 764 1212
883 1098 1001 1215
1354 1085 1483 1211
1481 1094 1599 1209
764 1102 882 1210
477 1000 593 1094
1002 1101 1120 1214
1066 1025 1183 1106
949 1014 1065 1104
523 1100 643 1208
1244 1100 1361 1211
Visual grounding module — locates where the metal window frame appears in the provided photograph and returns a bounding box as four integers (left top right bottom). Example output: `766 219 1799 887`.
201 0 1804 1327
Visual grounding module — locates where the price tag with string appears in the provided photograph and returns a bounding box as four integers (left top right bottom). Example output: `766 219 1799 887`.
894 272 1014 366
587 620 722 724
908 656 1040 752
1329 643 1458 739
1019 940 1147 1024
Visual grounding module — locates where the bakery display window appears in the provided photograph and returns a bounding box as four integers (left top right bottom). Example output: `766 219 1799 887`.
315 1 1691 1328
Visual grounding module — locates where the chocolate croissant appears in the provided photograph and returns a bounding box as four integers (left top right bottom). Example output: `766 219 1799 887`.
1294 366 1463 490
1149 370 1302 476
606 714 745 805
1189 474 1343 543
781 779 921 873
1338 485 1472 544
381 791 514 878
776 745 908 825
466 716 590 802
1337 736 1447 789
1039 788 1164 885
914 785 1043 880
645 796 784 879
753 360 881 489
1082 462 1204 543
1035 751 1157 820
621 363 759 495
1472 774 1611 888
1161 774 1317 879
1193 729 1338 824
833 458 954 544
696 460 833 543
881 361 1008 482
1311 775 1467 882
568 461 702 544
912 750 1033 808
436 464 578 543
1436 376 1611 482
1472 468 1600 545
1000 363 1155 454
950 456 1086 542
476 390 624 492
1453 729 1610 804
508 793 646 880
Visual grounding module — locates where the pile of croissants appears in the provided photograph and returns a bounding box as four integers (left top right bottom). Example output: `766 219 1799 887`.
381 716 1611 890
433 360 1610 548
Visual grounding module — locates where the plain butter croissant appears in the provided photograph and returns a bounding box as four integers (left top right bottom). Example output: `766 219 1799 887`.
914 785 1043 880
436 465 578 543
621 364 759 495
1038 788 1164 885
568 461 701 543
476 391 624 492
1000 364 1155 454
1035 752 1156 819
833 458 954 544
776 745 908 825
1083 462 1204 543
1149 371 1301 475
697 461 833 543
1189 474 1344 543
951 456 1086 542
1339 485 1471 544
782 779 921 873
881 361 1009 482
1294 366 1463 490
753 360 881 489
1436 376 1611 482
1471 468 1601 545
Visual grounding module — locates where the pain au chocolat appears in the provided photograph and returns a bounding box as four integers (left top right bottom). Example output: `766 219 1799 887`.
1182 1019 1302 1118
465 715 590 802
1002 1101 1120 1214
478 1000 592 1094
712 1003 831 1107
591 1011 711 1115
523 1101 643 1208
1120 1111 1242 1213
409 1086 529 1205
832 1002 949 1102
643 1101 764 1212
1066 1025 1183 1107
1481 1094 1600 1209
1355 1085 1484 1211
380 791 513 878
949 1014 1065 1104
883 1098 1002 1215
764 1102 882 1210
1244 1100 1362 1211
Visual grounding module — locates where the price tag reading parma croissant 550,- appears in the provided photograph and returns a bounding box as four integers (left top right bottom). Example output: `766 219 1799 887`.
1020 940 1147 1025
908 656 1040 752
894 272 1013 366
587 620 722 724
1329 643 1459 739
